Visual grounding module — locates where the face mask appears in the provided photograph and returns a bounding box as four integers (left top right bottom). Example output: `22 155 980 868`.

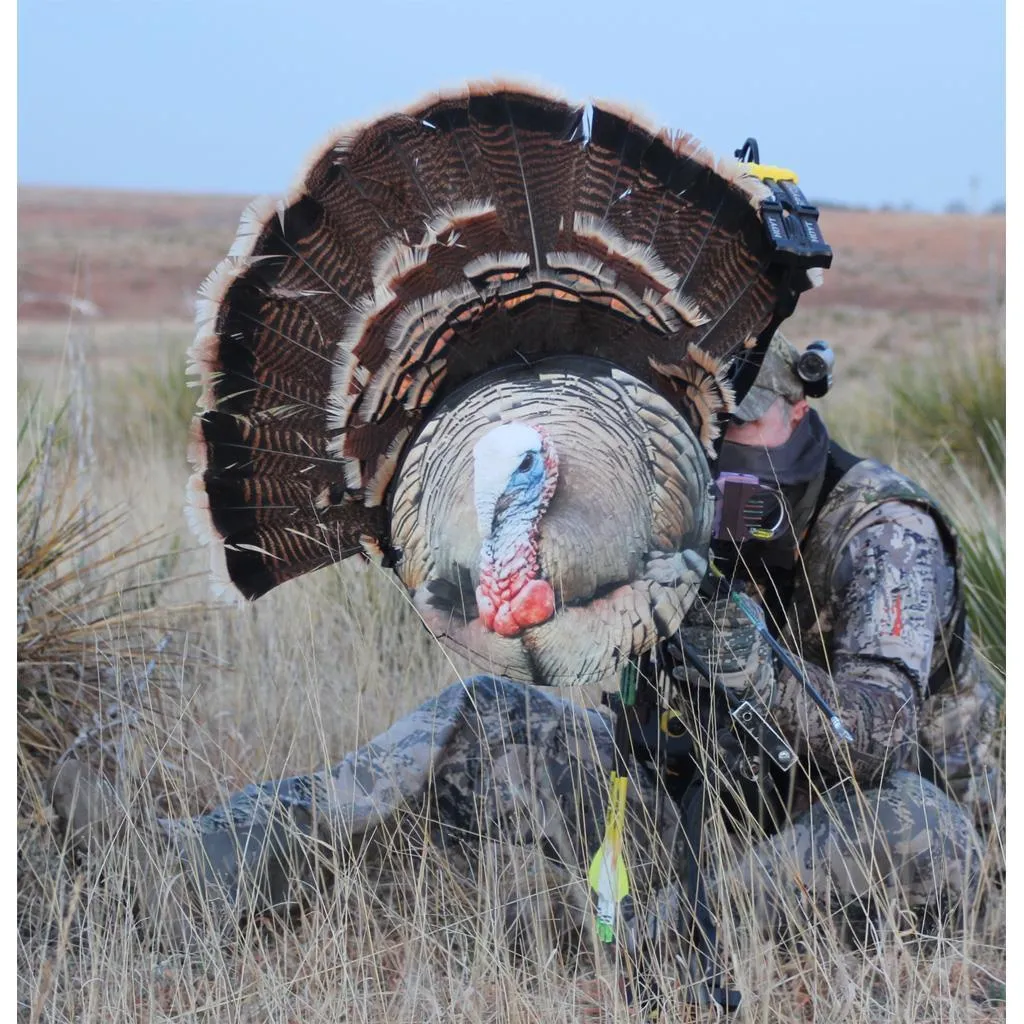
710 409 829 576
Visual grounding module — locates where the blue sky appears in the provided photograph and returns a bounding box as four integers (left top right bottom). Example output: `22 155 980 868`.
18 0 1005 212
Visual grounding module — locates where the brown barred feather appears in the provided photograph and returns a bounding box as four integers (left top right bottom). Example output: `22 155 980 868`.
649 346 737 455
188 83 823 679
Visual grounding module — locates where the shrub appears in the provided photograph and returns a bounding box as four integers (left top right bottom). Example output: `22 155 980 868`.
888 335 1004 480
17 405 196 797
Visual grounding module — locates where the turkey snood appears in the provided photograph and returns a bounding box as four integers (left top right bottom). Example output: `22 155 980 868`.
472 423 559 638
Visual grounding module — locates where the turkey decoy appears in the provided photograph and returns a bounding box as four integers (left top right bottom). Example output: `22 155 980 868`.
186 84 827 687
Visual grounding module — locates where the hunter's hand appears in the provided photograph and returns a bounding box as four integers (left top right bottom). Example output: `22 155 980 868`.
670 586 776 703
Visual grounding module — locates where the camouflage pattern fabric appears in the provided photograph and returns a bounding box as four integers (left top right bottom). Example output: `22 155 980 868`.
732 333 806 422
126 675 982 959
48 461 996 975
672 587 776 702
784 459 999 823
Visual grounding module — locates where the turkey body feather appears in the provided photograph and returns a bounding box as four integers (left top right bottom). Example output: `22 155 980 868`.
392 357 712 684
187 83 802 686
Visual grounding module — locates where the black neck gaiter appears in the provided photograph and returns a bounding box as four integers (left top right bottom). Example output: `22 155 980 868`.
712 409 830 586
715 407 830 487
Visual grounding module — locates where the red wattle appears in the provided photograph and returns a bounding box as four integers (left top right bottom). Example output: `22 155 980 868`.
477 578 556 638
510 578 555 629
493 603 522 637
477 537 555 638
476 586 497 631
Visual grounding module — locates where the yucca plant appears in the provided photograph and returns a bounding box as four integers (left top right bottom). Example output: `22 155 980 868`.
17 405 198 796
911 424 1005 692
887 334 1004 480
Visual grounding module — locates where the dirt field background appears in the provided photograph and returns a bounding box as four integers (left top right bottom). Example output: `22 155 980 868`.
16 187 1005 317
18 185 1005 356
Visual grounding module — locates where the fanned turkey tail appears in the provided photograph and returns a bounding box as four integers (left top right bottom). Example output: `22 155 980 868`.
187 83 819 605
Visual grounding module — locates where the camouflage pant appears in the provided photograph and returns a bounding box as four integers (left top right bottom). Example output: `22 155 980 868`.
150 676 982 956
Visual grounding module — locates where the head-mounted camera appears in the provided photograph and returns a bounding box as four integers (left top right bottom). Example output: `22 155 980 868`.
711 472 788 544
796 341 834 399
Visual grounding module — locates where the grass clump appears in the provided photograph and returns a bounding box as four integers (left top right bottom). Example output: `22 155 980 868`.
911 426 1005 689
17 404 197 797
109 346 196 456
887 335 1004 476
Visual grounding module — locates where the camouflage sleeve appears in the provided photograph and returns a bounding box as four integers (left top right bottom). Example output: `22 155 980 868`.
772 502 951 785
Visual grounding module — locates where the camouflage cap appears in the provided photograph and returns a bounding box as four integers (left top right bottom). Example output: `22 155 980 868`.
732 332 806 422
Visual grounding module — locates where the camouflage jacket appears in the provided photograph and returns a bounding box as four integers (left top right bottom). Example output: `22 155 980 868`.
770 458 998 822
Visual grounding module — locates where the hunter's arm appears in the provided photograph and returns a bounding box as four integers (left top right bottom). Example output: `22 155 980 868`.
771 502 952 785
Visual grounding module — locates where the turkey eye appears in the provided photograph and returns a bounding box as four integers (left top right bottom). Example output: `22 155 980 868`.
517 453 535 473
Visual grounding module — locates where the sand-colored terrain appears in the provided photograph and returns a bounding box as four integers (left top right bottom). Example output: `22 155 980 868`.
18 185 1004 331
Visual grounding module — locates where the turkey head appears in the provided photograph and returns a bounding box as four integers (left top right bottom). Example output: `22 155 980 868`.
187 84 825 686
472 421 559 639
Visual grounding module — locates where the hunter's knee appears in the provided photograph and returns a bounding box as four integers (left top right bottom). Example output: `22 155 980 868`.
439 675 531 720
834 770 984 910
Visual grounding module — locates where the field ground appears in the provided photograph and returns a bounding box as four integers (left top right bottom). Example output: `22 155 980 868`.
16 187 1005 321
17 188 1006 1022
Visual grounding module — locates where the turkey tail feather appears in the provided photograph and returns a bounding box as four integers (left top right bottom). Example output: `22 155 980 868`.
188 83 809 602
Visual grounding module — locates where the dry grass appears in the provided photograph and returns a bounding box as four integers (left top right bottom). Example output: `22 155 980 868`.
16 200 1006 1021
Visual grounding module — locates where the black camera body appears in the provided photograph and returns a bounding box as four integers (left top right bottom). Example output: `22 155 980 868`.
796 340 835 398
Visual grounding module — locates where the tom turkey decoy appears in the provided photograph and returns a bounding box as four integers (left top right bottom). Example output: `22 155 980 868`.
186 84 828 687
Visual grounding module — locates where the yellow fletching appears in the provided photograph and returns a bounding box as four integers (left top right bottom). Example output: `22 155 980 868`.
588 844 630 902
588 772 631 926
